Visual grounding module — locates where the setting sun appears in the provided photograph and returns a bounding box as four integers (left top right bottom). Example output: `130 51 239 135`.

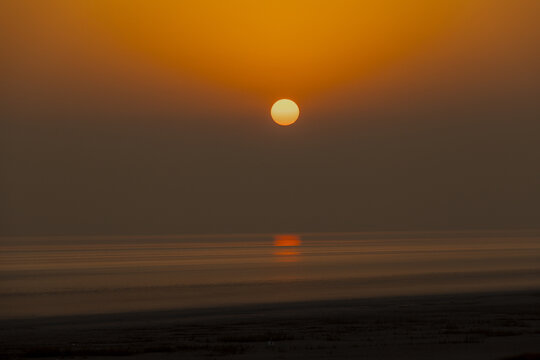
271 99 299 126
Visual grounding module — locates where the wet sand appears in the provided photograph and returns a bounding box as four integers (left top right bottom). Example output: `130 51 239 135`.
1 290 539 360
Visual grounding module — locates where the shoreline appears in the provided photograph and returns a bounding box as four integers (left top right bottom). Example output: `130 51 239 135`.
2 289 539 359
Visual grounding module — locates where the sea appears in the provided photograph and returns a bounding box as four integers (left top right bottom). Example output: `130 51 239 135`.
1 230 540 318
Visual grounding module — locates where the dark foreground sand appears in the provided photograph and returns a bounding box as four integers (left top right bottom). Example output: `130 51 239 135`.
1 290 539 360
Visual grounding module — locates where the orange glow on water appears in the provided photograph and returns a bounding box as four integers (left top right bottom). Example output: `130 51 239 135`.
274 234 301 247
274 251 300 263
274 251 300 256
274 234 301 262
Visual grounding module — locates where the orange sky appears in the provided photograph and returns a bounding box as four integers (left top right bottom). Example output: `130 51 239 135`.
2 1 539 110
92 0 471 98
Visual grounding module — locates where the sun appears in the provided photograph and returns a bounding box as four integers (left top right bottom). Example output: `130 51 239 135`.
271 99 299 126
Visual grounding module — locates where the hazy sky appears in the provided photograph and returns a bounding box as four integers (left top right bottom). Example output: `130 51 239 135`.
1 1 539 236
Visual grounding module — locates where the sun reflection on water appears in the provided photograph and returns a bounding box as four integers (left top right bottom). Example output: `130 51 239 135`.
273 234 301 262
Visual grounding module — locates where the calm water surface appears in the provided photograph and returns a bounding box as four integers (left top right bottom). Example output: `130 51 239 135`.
1 231 540 318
